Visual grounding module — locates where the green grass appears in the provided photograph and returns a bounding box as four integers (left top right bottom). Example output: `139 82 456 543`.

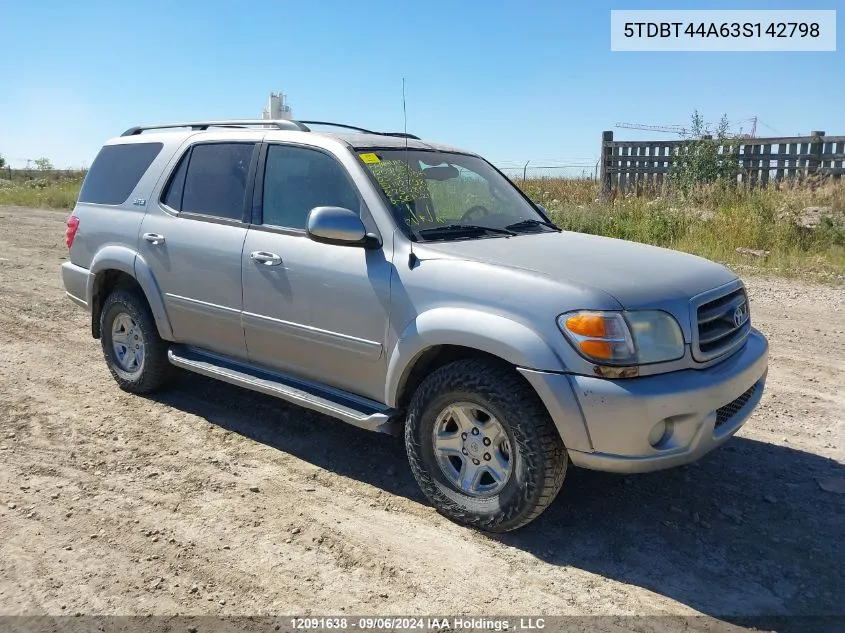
0 177 82 210
521 178 845 281
0 174 842 280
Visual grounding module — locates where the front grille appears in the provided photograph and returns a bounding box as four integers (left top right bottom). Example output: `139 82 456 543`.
694 286 751 361
715 384 757 428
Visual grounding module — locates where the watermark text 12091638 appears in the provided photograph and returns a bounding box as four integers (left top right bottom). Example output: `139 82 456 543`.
611 10 836 51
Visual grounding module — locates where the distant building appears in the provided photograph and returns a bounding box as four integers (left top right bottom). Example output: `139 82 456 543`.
261 92 292 120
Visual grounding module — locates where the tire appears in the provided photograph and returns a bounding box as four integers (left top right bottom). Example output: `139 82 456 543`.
405 358 567 532
100 289 174 394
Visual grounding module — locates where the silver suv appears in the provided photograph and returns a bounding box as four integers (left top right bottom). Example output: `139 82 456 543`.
62 119 769 531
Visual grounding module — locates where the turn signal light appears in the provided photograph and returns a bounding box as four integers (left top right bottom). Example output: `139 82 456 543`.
578 339 613 359
558 310 636 364
564 313 607 338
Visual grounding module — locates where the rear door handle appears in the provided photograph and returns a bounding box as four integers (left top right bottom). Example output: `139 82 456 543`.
143 233 165 245
250 251 282 266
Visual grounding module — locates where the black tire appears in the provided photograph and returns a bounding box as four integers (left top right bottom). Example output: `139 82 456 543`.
100 289 174 394
405 358 567 532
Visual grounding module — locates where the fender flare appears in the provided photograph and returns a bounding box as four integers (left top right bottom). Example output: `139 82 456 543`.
87 246 174 341
384 308 594 452
384 308 564 407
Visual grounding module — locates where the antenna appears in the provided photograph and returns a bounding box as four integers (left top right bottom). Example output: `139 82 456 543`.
402 78 408 143
402 78 418 268
402 78 411 178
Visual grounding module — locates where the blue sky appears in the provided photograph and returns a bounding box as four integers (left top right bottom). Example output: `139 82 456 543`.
0 0 841 170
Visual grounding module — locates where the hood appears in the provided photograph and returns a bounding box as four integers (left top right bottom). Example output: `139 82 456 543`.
416 231 737 308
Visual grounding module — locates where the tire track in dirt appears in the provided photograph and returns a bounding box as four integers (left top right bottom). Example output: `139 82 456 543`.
1 206 843 624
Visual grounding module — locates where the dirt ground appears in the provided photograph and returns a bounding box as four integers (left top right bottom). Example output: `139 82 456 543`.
0 206 843 629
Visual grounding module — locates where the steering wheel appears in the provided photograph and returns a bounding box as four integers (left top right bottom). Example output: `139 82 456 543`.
460 205 492 222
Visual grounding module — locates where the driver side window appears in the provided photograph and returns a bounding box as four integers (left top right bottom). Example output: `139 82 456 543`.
262 145 361 230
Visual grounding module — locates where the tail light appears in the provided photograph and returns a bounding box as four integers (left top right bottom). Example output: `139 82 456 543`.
65 216 80 249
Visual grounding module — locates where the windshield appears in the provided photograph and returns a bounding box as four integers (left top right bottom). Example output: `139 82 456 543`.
357 149 556 241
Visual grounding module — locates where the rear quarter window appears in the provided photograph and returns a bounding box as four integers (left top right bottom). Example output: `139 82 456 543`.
78 142 163 205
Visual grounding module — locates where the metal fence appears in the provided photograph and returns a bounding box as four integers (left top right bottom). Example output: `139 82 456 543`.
2 167 87 181
496 162 599 181
600 130 845 195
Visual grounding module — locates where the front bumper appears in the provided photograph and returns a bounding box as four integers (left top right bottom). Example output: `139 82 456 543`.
519 328 769 473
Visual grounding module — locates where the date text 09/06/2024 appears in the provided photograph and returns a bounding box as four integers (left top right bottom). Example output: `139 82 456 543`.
289 617 546 631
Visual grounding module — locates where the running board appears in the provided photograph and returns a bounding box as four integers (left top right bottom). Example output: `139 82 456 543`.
167 346 399 435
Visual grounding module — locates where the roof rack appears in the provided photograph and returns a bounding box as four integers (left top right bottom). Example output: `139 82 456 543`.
298 120 420 140
120 119 310 136
120 119 421 140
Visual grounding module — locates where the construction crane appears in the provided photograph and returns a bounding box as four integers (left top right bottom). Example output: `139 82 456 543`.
732 116 757 139
615 122 688 136
616 116 759 139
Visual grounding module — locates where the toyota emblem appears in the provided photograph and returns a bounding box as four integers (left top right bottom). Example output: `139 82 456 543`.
733 304 747 327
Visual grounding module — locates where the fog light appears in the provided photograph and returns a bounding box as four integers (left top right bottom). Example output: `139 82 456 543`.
648 420 668 447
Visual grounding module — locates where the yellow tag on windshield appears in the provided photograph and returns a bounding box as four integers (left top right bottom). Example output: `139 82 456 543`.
358 152 381 164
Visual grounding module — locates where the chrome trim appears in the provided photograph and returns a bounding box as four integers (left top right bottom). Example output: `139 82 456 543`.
689 279 750 362
242 311 383 361
165 293 242 323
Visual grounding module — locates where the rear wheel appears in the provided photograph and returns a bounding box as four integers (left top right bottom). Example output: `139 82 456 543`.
100 289 174 393
405 358 567 532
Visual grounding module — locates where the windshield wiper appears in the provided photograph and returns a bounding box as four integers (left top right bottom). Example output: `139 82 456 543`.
504 218 561 232
417 224 516 240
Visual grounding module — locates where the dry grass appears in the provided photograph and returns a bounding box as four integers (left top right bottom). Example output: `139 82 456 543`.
0 175 842 280
0 177 82 209
520 177 845 281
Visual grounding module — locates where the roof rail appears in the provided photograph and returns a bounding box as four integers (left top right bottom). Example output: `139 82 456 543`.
298 120 420 140
120 119 422 140
120 119 310 136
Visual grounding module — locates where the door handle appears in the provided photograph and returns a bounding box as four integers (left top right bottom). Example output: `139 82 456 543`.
143 233 165 245
250 251 282 266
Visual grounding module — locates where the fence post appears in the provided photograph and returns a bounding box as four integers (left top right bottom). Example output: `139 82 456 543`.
600 130 613 199
808 131 825 176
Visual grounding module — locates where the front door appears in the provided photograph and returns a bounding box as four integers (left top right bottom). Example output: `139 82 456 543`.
241 142 392 401
139 139 259 359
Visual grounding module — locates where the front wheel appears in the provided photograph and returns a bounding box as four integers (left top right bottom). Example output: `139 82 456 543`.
405 358 567 532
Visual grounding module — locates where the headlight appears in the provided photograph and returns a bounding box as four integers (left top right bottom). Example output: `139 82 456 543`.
625 311 686 364
558 310 685 366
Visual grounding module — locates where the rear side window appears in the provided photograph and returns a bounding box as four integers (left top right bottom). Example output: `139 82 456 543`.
162 151 189 210
78 142 163 205
167 143 255 220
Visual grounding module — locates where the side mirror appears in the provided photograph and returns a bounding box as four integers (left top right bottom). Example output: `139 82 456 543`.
306 206 376 247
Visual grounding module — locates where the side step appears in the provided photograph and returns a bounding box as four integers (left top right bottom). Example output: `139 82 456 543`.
167 346 399 435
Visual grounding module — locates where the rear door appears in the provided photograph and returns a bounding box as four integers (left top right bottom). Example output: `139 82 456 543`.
139 134 261 359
